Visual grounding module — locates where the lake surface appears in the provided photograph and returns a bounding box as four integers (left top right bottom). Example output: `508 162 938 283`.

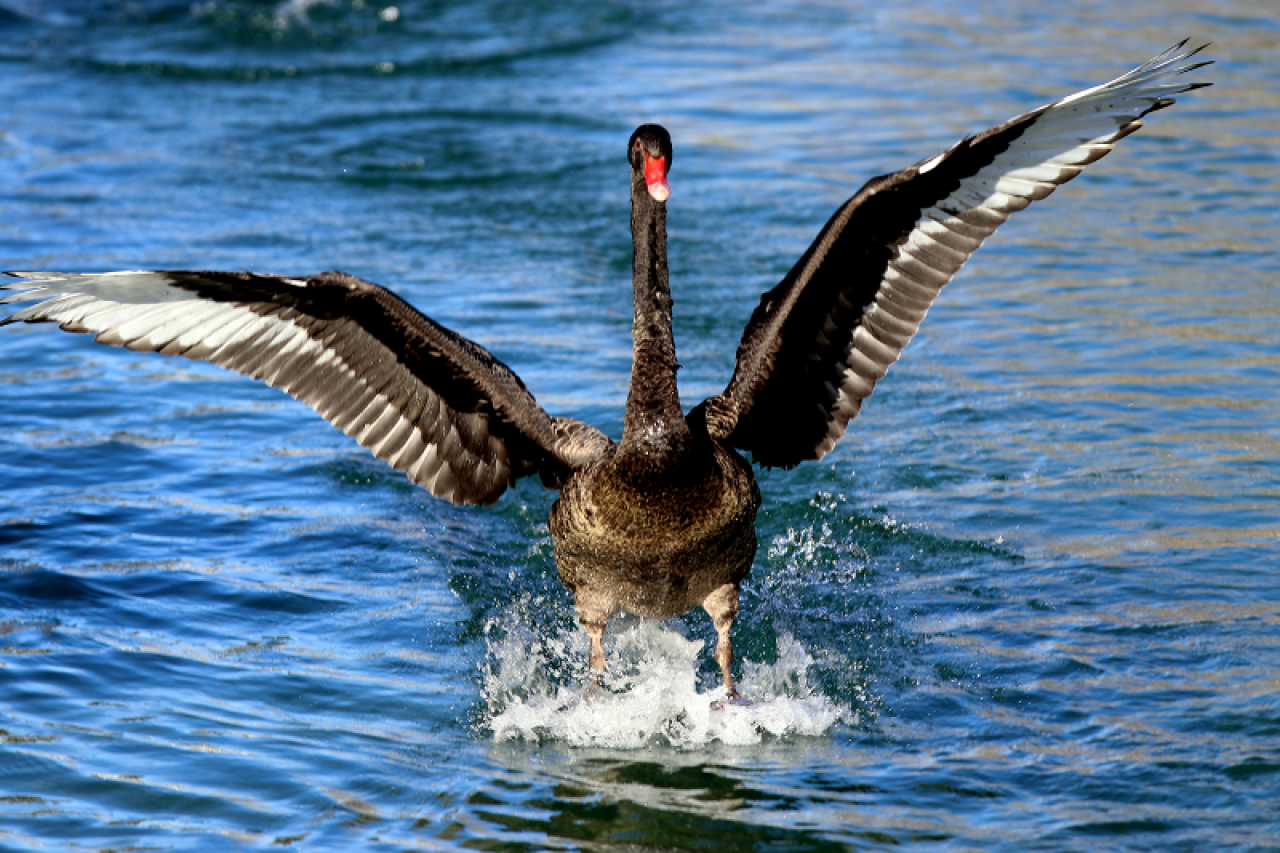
1 1 1278 849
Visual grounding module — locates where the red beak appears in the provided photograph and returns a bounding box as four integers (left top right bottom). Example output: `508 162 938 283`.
643 152 670 202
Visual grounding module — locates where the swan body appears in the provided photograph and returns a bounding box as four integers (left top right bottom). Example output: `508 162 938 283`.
0 43 1210 698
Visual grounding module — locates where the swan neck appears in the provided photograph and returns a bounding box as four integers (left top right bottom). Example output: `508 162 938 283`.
620 184 689 458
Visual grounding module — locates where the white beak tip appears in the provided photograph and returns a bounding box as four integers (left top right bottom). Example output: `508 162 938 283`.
647 180 671 203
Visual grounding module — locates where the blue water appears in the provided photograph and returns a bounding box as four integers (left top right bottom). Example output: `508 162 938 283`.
1 1 1278 849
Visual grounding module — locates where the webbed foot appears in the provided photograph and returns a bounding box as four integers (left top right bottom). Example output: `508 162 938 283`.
583 677 609 704
710 688 754 711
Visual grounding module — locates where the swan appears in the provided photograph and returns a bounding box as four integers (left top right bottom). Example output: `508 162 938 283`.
1 43 1209 700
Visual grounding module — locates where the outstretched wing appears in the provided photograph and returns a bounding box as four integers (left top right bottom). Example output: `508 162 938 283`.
1 270 611 504
701 41 1211 468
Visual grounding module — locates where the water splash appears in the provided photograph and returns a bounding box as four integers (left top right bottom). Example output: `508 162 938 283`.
481 616 845 749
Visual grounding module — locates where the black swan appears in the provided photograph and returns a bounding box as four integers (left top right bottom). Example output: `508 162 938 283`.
1 43 1209 700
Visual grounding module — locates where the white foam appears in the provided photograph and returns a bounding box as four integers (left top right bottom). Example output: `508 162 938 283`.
482 616 845 749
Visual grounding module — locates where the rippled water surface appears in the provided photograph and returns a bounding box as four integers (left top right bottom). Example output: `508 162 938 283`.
1 1 1278 850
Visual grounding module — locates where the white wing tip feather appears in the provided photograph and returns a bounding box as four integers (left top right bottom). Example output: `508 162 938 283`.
1055 40 1212 111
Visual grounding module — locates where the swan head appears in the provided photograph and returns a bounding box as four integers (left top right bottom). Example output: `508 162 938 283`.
628 124 672 203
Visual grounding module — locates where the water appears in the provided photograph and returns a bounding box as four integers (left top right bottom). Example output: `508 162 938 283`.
1 0 1277 849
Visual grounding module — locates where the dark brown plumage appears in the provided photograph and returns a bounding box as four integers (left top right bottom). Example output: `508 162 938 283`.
0 44 1210 700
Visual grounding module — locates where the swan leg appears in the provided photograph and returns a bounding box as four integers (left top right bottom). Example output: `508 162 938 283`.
586 621 607 676
574 587 613 681
703 583 743 700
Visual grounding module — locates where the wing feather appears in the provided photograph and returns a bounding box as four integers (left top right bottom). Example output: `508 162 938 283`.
1 269 613 504
705 41 1210 467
